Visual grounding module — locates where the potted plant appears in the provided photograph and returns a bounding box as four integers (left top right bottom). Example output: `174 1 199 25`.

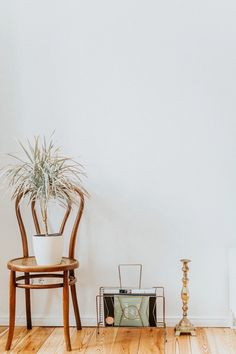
2 135 87 265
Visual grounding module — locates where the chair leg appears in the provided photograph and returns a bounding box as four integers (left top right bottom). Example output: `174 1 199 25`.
25 272 32 329
63 271 72 351
5 271 16 351
70 271 82 330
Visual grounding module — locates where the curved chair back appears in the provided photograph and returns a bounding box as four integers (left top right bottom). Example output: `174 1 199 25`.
15 187 85 259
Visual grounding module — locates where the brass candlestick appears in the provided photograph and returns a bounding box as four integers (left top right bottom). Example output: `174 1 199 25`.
175 259 196 336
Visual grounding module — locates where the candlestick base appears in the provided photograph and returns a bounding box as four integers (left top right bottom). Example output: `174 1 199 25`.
175 317 196 336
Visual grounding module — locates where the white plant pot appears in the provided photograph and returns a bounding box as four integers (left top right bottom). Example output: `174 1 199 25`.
33 233 64 265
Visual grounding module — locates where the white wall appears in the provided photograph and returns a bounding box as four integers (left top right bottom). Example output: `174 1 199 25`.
0 0 236 326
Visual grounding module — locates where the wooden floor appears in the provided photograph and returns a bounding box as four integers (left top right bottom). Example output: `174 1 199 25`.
0 326 236 353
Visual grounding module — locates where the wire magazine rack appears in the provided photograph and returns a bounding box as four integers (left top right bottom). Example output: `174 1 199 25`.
96 264 166 341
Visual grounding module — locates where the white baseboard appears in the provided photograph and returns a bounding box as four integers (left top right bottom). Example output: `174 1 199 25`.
166 316 230 328
0 316 231 328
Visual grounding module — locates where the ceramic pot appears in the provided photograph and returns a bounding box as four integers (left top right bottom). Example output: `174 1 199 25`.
33 233 63 265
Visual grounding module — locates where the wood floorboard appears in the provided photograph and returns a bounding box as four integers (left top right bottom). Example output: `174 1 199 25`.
191 328 211 354
83 327 118 354
65 327 96 354
37 328 75 354
138 328 164 354
0 326 235 353
165 328 177 354
228 329 236 353
175 333 191 354
0 328 7 336
111 327 141 353
11 327 55 353
0 326 29 353
189 330 202 354
208 328 235 354
204 328 221 354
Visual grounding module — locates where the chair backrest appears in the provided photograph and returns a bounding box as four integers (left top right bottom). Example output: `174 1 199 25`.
15 187 85 259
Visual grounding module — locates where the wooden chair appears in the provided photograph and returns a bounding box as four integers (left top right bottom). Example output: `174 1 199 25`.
5 188 85 352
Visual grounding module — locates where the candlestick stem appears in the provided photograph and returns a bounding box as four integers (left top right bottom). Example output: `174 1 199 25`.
175 259 196 336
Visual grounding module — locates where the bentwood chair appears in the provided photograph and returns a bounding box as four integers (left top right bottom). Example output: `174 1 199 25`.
5 188 84 352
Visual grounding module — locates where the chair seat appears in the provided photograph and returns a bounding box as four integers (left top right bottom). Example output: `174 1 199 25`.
7 256 79 273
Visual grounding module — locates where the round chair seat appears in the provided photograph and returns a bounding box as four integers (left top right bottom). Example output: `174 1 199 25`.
7 256 79 272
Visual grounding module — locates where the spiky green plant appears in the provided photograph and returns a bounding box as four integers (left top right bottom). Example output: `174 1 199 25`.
2 136 87 235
